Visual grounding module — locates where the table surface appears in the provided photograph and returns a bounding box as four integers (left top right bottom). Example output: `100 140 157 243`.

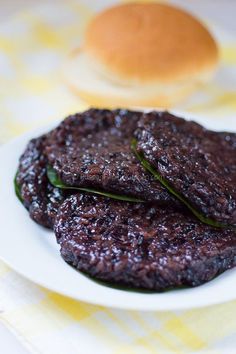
1 1 235 353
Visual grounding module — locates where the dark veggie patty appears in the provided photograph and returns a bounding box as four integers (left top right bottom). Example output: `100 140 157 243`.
16 136 69 228
55 193 236 291
45 109 179 206
135 111 236 227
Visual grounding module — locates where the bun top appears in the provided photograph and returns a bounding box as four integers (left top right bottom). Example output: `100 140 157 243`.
84 2 219 83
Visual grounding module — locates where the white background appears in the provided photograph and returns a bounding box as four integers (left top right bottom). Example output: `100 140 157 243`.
0 1 235 353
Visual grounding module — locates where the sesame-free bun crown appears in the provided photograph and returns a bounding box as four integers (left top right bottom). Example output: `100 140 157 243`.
84 2 218 84
63 2 219 108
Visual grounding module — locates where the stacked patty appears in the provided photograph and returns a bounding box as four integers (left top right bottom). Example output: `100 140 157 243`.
134 111 236 226
16 109 236 290
45 109 179 204
16 135 69 228
55 194 236 290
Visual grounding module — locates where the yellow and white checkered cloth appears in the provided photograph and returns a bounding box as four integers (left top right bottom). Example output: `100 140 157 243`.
1 1 236 353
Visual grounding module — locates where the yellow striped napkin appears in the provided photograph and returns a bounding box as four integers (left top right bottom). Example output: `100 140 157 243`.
1 1 236 353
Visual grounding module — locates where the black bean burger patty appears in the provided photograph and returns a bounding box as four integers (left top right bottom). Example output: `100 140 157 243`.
16 136 70 229
45 109 179 206
54 193 236 291
135 111 236 226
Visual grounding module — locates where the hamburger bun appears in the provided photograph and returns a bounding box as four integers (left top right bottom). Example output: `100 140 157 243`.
63 2 219 108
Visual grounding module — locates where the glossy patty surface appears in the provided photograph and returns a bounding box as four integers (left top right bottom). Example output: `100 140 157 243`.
54 193 236 291
135 111 236 226
46 109 179 206
17 136 69 228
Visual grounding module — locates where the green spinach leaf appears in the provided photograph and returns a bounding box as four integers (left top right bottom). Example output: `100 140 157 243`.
47 165 144 203
14 172 24 203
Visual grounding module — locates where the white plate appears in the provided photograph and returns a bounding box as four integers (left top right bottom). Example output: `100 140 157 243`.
0 111 236 312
